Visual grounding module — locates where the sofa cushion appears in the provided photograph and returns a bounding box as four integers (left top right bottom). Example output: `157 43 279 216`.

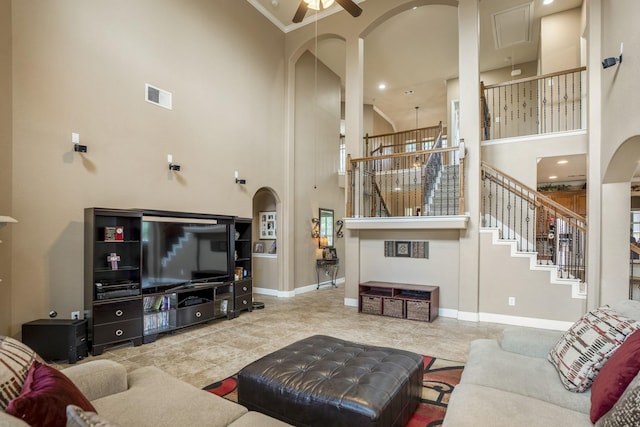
91 366 248 427
590 330 640 423
0 336 39 410
66 404 119 427
5 361 96 427
548 307 640 392
609 299 640 320
442 383 593 427
595 371 640 427
461 339 591 414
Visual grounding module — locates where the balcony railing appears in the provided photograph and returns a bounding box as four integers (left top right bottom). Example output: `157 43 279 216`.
364 123 446 156
481 161 586 282
347 126 464 218
481 67 587 141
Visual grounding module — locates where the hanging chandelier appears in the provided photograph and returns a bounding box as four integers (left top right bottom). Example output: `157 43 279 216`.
304 0 335 11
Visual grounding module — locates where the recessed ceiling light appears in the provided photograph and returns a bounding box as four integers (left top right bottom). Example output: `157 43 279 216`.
549 175 558 180
557 160 568 164
543 0 554 5
378 83 386 90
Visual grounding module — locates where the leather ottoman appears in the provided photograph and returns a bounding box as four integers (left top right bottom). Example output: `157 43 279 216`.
237 335 423 427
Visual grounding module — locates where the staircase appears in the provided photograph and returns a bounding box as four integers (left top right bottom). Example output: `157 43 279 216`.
426 164 460 215
481 161 587 297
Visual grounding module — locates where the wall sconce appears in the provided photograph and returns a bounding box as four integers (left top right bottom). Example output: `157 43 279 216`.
234 171 246 185
602 43 623 69
311 217 320 238
336 219 344 238
168 154 181 171
72 133 87 153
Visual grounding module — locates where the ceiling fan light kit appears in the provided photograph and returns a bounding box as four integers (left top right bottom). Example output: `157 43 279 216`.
293 0 362 23
304 0 334 10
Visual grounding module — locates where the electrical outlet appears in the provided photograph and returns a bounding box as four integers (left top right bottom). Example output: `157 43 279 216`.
71 311 80 320
508 297 516 306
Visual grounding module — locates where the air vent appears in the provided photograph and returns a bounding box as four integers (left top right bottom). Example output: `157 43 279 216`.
145 84 172 110
492 2 533 49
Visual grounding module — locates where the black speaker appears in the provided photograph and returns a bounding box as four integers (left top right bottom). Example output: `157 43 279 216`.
22 319 88 364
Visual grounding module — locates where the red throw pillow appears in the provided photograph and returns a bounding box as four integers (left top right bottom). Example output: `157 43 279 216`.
6 361 96 427
590 330 640 423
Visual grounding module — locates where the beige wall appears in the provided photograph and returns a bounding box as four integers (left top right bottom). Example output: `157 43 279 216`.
597 0 640 304
540 8 582 74
294 51 344 289
0 0 12 336
8 0 285 335
359 229 460 311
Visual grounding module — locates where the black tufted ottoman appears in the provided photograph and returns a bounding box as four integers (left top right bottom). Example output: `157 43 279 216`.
237 335 423 427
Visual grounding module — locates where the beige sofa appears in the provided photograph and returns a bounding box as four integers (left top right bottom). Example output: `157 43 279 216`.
0 359 291 427
443 300 640 426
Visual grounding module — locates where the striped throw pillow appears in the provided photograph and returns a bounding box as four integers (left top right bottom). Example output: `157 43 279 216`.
548 307 640 392
0 336 39 410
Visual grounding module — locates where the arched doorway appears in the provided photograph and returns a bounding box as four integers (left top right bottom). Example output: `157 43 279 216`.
252 187 281 295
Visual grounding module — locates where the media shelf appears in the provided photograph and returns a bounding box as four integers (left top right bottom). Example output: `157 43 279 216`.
85 208 254 354
358 281 439 322
85 208 143 355
232 218 253 316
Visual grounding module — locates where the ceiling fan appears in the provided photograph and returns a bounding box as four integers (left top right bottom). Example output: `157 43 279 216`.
293 0 362 23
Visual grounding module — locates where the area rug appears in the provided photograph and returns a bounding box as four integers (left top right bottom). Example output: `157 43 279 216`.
203 355 464 427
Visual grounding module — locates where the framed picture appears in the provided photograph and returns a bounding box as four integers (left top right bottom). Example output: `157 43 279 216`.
395 241 411 257
260 211 276 240
254 242 264 253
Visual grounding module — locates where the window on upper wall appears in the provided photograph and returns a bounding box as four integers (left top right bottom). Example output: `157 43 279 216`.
631 211 640 244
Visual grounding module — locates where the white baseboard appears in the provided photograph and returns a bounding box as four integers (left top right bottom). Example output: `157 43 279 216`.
253 277 345 298
344 297 358 307
479 312 572 331
457 311 480 322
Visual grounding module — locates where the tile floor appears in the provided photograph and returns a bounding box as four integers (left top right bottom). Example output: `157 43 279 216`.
59 286 506 388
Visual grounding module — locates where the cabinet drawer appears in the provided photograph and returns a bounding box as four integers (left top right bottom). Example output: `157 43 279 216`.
234 280 252 296
177 303 214 326
235 295 252 311
93 319 142 344
94 299 142 324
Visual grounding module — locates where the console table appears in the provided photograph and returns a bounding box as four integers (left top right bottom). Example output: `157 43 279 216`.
316 258 339 289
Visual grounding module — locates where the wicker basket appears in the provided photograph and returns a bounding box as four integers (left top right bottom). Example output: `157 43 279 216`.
361 296 382 315
406 300 430 322
383 298 404 318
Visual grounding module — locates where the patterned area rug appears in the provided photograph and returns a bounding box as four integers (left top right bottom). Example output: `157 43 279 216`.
203 355 464 427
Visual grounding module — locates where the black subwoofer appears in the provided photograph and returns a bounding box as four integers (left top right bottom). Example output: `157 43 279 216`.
22 319 88 364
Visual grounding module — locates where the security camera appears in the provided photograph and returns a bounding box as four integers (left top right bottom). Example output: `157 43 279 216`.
602 56 621 69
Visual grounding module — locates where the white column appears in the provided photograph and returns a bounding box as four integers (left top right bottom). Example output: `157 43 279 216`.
457 0 481 320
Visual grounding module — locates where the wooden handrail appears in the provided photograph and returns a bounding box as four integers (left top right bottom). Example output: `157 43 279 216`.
483 66 587 90
364 124 442 141
481 161 586 228
351 146 458 164
632 244 640 256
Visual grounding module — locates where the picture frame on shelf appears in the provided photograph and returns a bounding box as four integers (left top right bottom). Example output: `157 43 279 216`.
254 242 264 253
259 211 276 239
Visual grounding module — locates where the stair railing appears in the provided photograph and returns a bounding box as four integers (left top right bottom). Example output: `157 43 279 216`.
347 143 463 218
630 244 640 299
481 66 587 140
481 161 586 282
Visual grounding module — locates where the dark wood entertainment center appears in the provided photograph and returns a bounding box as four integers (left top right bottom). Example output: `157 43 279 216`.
84 208 253 355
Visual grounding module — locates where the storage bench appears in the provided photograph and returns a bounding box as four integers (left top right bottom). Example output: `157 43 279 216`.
358 281 439 322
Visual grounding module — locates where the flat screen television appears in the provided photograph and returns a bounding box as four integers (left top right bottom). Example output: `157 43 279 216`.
141 216 230 290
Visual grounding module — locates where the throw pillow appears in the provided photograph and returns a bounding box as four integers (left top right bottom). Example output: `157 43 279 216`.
6 361 96 427
548 307 640 392
591 330 640 423
66 404 120 427
0 336 39 410
596 372 640 427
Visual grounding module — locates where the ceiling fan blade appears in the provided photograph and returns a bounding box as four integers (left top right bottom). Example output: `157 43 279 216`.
292 1 308 23
334 0 362 18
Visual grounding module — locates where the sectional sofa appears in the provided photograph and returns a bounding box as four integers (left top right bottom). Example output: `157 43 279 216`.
443 300 640 426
